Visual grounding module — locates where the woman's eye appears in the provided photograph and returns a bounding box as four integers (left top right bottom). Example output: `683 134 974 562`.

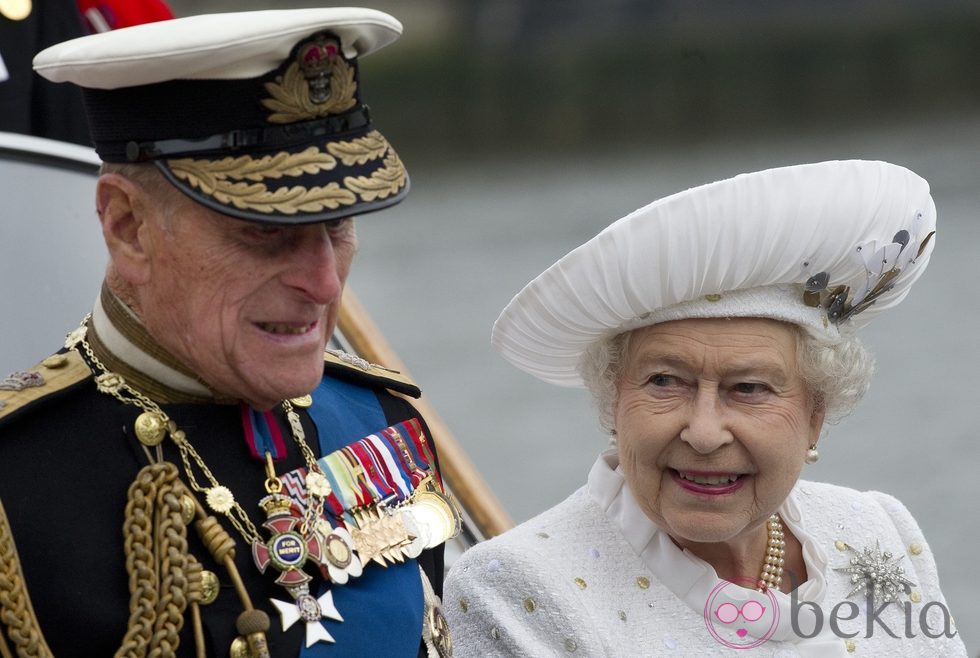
649 374 676 387
733 382 768 395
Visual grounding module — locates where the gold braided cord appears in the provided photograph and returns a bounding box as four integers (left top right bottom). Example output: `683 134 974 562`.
147 486 199 658
0 498 53 658
0 624 14 658
116 462 203 658
117 465 156 657
194 517 236 565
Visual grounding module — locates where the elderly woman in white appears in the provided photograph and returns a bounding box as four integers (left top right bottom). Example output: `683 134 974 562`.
444 161 967 656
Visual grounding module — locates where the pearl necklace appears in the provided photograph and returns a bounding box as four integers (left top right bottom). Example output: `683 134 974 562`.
757 514 785 592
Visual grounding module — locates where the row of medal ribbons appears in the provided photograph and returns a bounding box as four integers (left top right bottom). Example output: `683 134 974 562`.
280 418 461 565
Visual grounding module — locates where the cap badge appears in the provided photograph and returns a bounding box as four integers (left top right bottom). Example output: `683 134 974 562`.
262 34 358 124
300 38 339 104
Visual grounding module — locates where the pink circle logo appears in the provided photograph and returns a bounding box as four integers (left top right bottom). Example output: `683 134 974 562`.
703 578 779 649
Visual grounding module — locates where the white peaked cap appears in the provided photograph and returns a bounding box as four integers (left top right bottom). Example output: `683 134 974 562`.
492 160 936 387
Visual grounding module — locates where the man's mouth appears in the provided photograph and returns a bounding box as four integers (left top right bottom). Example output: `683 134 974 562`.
256 321 316 335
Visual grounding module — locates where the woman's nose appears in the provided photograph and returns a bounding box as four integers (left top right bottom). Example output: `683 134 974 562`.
679 389 734 453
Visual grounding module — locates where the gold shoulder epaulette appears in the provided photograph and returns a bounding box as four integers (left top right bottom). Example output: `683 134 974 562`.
323 348 420 395
0 351 91 421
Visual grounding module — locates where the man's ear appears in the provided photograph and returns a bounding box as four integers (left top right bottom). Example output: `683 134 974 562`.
97 173 154 285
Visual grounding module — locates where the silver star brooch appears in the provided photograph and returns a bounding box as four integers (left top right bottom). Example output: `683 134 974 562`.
834 541 916 603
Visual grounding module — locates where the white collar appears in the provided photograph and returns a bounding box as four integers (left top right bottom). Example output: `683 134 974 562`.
90 286 215 401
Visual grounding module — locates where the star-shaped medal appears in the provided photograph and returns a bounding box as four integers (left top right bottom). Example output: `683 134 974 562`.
834 541 916 603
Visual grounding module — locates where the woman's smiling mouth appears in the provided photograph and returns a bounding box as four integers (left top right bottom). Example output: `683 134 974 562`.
671 469 747 494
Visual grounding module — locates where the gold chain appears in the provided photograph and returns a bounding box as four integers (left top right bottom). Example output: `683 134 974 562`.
282 399 328 535
71 315 328 546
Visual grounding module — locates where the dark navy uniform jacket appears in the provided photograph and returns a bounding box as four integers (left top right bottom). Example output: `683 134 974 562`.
0 349 444 657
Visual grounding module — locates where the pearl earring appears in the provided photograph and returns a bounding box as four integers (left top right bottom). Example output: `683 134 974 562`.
805 444 820 464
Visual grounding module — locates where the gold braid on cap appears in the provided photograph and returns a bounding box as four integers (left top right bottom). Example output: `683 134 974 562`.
344 151 407 202
167 132 406 216
326 132 389 166
169 148 339 188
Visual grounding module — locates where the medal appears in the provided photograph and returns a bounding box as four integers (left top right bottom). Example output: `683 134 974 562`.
401 476 462 549
314 518 363 584
271 588 343 646
350 504 415 566
252 495 323 587
251 451 361 645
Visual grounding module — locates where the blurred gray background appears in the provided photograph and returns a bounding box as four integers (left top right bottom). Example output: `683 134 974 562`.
5 0 979 652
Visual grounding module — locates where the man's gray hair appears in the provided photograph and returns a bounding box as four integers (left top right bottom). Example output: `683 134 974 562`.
578 324 874 435
99 162 176 200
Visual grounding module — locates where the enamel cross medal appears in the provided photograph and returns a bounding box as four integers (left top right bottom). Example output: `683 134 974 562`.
252 493 343 646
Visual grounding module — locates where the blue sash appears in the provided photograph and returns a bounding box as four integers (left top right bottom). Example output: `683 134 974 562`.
299 375 423 658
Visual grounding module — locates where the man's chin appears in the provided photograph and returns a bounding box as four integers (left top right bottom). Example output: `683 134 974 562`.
236 374 322 410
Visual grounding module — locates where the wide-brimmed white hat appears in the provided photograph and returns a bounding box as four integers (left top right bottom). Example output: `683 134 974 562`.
492 160 936 387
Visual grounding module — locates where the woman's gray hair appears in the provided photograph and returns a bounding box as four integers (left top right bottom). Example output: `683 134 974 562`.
578 323 875 434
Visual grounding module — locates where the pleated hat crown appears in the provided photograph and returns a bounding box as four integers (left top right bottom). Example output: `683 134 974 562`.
33 8 408 224
492 160 936 387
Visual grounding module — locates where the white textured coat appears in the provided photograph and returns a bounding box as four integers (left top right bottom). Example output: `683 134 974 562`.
445 452 966 657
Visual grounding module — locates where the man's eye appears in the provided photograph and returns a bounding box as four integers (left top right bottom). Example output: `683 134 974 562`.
649 374 676 387
241 223 283 237
326 218 354 237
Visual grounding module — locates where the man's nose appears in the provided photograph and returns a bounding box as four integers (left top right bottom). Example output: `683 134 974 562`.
282 225 344 304
679 389 734 454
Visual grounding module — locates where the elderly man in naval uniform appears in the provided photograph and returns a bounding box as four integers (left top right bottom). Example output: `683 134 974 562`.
0 8 457 658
